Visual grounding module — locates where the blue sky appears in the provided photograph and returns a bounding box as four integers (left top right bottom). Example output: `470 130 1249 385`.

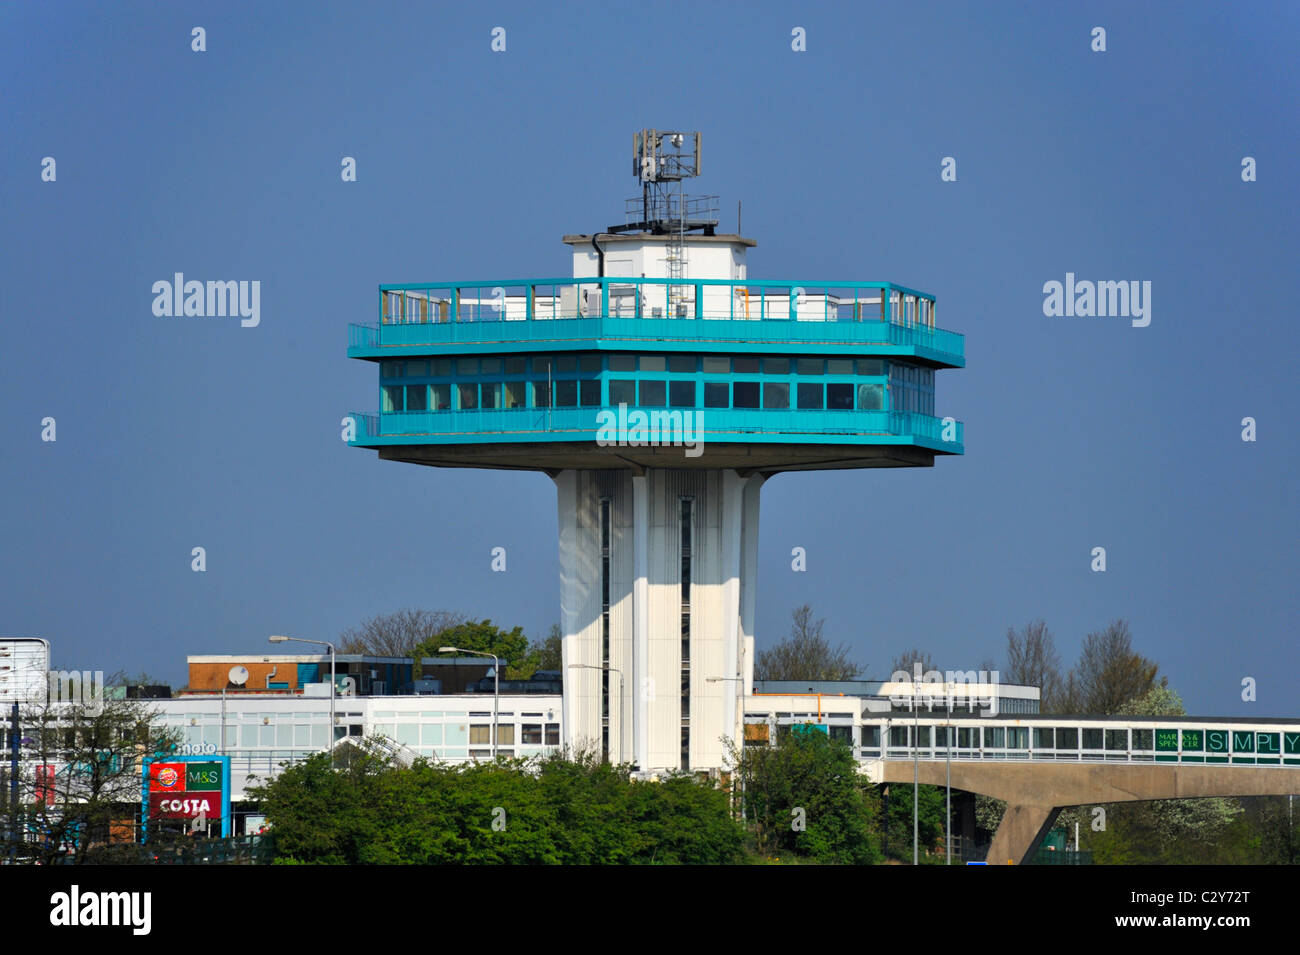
1 2 1296 715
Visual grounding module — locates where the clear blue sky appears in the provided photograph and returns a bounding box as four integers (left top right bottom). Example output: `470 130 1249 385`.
1 2 1295 715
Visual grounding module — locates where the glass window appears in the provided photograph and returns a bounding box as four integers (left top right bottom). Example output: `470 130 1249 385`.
669 381 694 407
609 355 636 371
1008 727 1028 749
733 357 760 374
762 382 789 409
668 355 695 373
532 356 554 373
579 354 601 372
1105 729 1128 751
733 382 760 408
544 723 560 745
1057 727 1078 749
504 357 526 375
984 727 1005 748
860 725 881 747
457 383 478 410
639 380 666 407
469 725 491 745
556 355 577 372
1033 728 1054 749
555 380 578 407
381 361 403 378
405 360 428 377
702 356 730 373
382 385 403 412
639 355 666 372
703 382 729 408
1082 728 1103 750
580 380 601 406
431 358 453 376
796 358 822 375
856 359 884 375
504 381 526 409
857 383 884 411
764 358 789 374
430 383 451 410
532 381 551 407
827 359 853 374
829 725 852 743
480 357 502 374
480 382 501 409
957 727 975 748
826 383 854 410
522 724 543 744
405 385 427 411
496 725 515 745
610 380 635 405
1133 729 1153 750
797 383 823 409
456 358 478 375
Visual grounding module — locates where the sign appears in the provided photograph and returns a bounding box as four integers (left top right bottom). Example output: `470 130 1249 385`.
141 755 231 840
1155 729 1179 752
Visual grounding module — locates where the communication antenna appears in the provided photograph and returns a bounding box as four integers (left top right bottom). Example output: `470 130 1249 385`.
227 665 249 687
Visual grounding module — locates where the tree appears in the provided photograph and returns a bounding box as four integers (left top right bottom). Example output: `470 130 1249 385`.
413 619 532 679
339 608 467 657
0 686 182 864
1060 619 1158 714
1005 619 1065 711
532 623 563 671
754 605 863 681
730 728 880 864
890 648 936 676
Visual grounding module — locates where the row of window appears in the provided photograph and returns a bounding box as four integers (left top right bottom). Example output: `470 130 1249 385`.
380 355 891 379
382 380 890 413
468 723 560 745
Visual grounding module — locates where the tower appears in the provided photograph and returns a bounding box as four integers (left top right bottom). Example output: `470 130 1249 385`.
347 131 964 774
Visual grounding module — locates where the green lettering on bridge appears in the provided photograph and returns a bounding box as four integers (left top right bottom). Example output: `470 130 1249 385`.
1232 731 1255 752
1285 732 1300 755
1155 729 1179 752
1257 733 1280 754
1181 730 1203 751
1206 730 1228 754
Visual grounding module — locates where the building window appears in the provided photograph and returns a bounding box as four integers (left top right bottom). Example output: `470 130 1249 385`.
406 385 427 412
701 356 729 373
430 383 452 410
533 380 551 407
669 380 694 407
555 379 578 407
733 382 760 408
480 382 501 409
469 725 492 745
703 382 729 408
580 380 601 406
504 381 526 409
639 380 666 407
458 383 478 410
826 382 854 410
797 382 823 409
545 723 560 745
610 380 635 405
382 385 403 412
762 382 789 409
522 724 543 744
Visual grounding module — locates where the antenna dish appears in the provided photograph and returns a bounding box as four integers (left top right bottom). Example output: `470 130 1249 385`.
228 665 249 686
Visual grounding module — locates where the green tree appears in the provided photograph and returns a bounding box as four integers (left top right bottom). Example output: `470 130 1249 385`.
415 619 531 678
732 728 880 864
754 605 863 682
881 783 947 862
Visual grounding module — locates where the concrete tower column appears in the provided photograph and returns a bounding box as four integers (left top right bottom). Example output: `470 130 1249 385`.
556 467 763 775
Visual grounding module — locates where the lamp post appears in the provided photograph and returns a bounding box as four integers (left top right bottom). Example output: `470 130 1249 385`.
269 635 335 767
570 664 625 762
945 718 952 864
913 688 919 866
441 647 499 758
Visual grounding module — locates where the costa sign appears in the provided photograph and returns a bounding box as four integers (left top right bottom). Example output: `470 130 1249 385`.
141 755 232 839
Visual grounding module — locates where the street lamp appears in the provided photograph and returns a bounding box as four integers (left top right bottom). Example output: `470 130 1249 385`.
440 647 499 759
569 664 625 762
269 635 335 767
